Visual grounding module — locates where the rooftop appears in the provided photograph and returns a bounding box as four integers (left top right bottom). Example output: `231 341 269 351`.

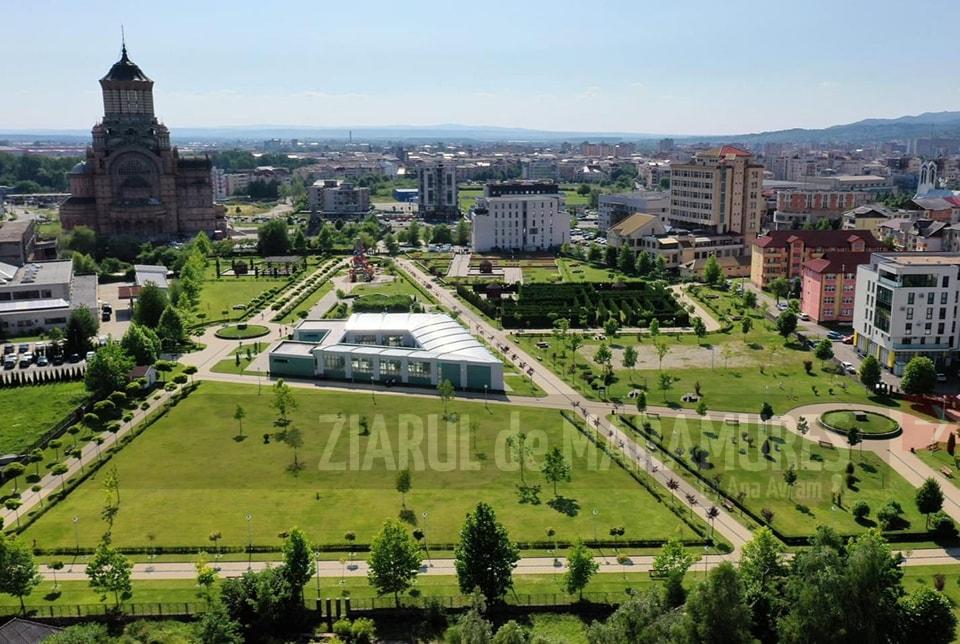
100 45 151 83
0 220 33 243
874 253 960 267
134 264 169 289
0 260 72 287
753 229 882 250
609 213 660 237
802 251 876 275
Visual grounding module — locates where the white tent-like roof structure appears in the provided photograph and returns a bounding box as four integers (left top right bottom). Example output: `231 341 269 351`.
343 313 500 364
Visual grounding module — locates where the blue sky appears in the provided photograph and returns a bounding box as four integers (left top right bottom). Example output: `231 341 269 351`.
2 0 958 134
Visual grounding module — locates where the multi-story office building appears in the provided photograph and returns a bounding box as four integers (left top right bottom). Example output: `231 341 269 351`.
668 146 765 237
417 160 459 220
520 158 559 181
598 190 670 231
471 182 569 252
854 253 960 374
751 229 882 288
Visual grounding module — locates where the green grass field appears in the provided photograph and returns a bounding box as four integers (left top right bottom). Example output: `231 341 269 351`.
20 381 699 551
820 410 899 435
916 447 960 482
351 274 422 299
197 279 286 322
619 414 928 538
0 381 87 454
211 345 267 376
275 281 334 323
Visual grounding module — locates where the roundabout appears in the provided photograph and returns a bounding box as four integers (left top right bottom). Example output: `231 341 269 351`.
819 409 901 439
214 323 271 340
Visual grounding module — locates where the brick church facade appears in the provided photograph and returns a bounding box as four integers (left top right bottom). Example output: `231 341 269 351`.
60 45 223 237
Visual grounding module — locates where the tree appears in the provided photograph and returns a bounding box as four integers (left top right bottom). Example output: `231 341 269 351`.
271 378 297 426
157 305 186 350
593 342 612 378
506 432 532 485
692 316 707 344
635 250 653 277
454 502 520 602
683 561 752 644
616 244 633 274
635 390 646 416
431 223 453 244
877 500 903 530
71 252 99 275
437 379 455 417
696 400 707 416
84 343 134 399
292 227 307 254
221 567 293 639
900 586 957 644
769 277 790 303
603 316 621 339
66 307 100 355
648 318 660 338
859 354 882 389
196 601 244 644
383 232 399 255
760 401 774 422
281 528 315 605
702 255 723 287
621 346 638 380
455 219 471 246
257 219 291 255
783 465 798 499
738 527 787 642
814 338 834 369
916 478 945 529
658 371 672 402
233 405 247 437
853 500 871 522
541 447 571 498
902 356 937 395
741 316 752 336
564 540 599 600
847 426 861 457
133 283 169 328
282 426 304 469
742 290 757 308
654 341 669 371
3 462 24 492
86 540 133 607
396 468 412 508
653 538 696 607
121 323 161 366
492 621 530 644
0 534 42 614
604 245 618 268
776 310 798 339
367 520 422 607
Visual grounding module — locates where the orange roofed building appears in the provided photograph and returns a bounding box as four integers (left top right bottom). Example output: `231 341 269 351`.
750 229 882 288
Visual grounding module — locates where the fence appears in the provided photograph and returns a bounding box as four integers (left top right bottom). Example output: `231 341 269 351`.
0 602 209 619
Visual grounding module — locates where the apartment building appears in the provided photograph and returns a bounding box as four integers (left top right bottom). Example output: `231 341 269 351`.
520 158 559 181
668 146 764 237
854 253 960 374
308 180 371 217
771 189 871 230
842 205 897 236
750 229 882 288
800 251 873 324
471 181 569 252
598 190 670 231
417 160 459 220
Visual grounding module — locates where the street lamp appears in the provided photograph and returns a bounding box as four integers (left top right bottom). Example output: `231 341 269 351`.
591 509 598 543
72 516 80 555
422 511 431 566
483 384 488 409
246 514 253 570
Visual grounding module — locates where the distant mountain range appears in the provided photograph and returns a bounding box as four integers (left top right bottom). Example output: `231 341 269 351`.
3 111 960 145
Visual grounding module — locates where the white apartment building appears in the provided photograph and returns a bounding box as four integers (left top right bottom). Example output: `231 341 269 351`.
520 158 560 181
598 190 670 231
471 182 569 252
417 160 459 220
854 252 960 375
210 167 227 201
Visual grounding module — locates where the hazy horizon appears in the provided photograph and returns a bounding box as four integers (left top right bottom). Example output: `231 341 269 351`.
3 0 959 135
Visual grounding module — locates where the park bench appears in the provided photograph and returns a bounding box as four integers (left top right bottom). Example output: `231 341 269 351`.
928 442 941 452
725 418 740 426
941 466 954 478
721 498 735 512
818 440 834 449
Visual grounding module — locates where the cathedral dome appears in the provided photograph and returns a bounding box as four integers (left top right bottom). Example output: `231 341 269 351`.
69 161 91 175
101 45 150 82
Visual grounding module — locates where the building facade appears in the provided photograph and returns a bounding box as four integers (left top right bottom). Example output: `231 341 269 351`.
854 253 960 374
598 190 670 231
308 180 371 216
471 182 569 252
0 221 37 267
771 189 871 230
751 229 882 288
0 259 98 334
417 160 459 220
60 45 223 237
668 146 764 237
800 252 873 324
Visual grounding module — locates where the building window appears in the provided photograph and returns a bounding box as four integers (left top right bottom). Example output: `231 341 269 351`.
323 355 345 370
409 361 431 377
380 359 401 376
352 357 373 373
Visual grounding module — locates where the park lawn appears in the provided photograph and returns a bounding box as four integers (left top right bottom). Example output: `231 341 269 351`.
916 447 960 482
821 410 899 435
0 381 87 454
620 414 928 538
211 345 267 376
197 279 286 322
556 258 626 283
21 381 698 551
351 275 422 299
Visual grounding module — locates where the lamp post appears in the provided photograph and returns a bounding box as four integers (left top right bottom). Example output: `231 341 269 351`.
72 516 80 555
314 548 321 600
591 509 598 543
246 514 253 570
422 511 431 566
483 384 488 409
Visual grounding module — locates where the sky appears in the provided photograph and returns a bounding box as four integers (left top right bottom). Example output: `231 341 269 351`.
2 0 959 135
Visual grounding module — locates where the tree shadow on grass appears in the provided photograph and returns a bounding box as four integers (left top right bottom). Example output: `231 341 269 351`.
855 516 877 528
399 509 418 526
43 590 61 601
547 496 580 517
233 435 247 443
285 462 304 475
859 461 878 474
516 484 542 505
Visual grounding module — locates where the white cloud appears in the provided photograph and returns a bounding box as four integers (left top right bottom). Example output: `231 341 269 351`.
577 86 601 99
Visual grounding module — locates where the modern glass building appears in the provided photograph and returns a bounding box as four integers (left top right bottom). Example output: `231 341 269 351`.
269 313 504 390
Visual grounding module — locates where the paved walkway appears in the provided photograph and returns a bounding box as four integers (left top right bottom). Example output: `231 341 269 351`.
670 284 722 332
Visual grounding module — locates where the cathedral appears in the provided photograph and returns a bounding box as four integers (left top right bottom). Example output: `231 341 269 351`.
60 44 223 237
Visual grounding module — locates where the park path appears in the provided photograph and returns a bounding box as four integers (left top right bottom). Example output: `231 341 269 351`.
397 258 756 552
669 284 721 332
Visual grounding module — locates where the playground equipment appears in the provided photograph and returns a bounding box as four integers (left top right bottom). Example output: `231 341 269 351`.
350 241 375 282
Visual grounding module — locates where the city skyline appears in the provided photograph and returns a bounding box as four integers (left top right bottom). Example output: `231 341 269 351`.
2 0 959 134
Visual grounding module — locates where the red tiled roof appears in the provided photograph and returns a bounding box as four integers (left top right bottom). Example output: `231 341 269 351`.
801 251 875 275
753 229 882 250
701 145 753 158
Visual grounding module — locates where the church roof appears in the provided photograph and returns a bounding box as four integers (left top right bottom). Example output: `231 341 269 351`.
101 45 150 82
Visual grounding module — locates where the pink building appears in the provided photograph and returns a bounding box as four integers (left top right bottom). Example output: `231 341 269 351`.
800 251 874 324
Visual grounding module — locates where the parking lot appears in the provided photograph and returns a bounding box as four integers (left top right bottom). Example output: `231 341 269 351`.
1 340 90 378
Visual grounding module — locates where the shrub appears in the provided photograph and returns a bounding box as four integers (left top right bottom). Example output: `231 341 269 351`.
931 511 957 537
333 619 352 639
173 374 188 385
351 618 376 644
852 500 870 521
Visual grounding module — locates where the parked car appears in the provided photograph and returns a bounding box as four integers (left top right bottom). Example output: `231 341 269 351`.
840 361 857 374
827 331 844 341
19 354 32 368
3 355 15 369
937 373 947 382
17 343 29 353
36 355 48 367
85 351 96 361
798 312 810 321
68 353 81 363
2 344 13 355
101 310 112 322
52 354 64 366
842 335 854 344
776 302 788 311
